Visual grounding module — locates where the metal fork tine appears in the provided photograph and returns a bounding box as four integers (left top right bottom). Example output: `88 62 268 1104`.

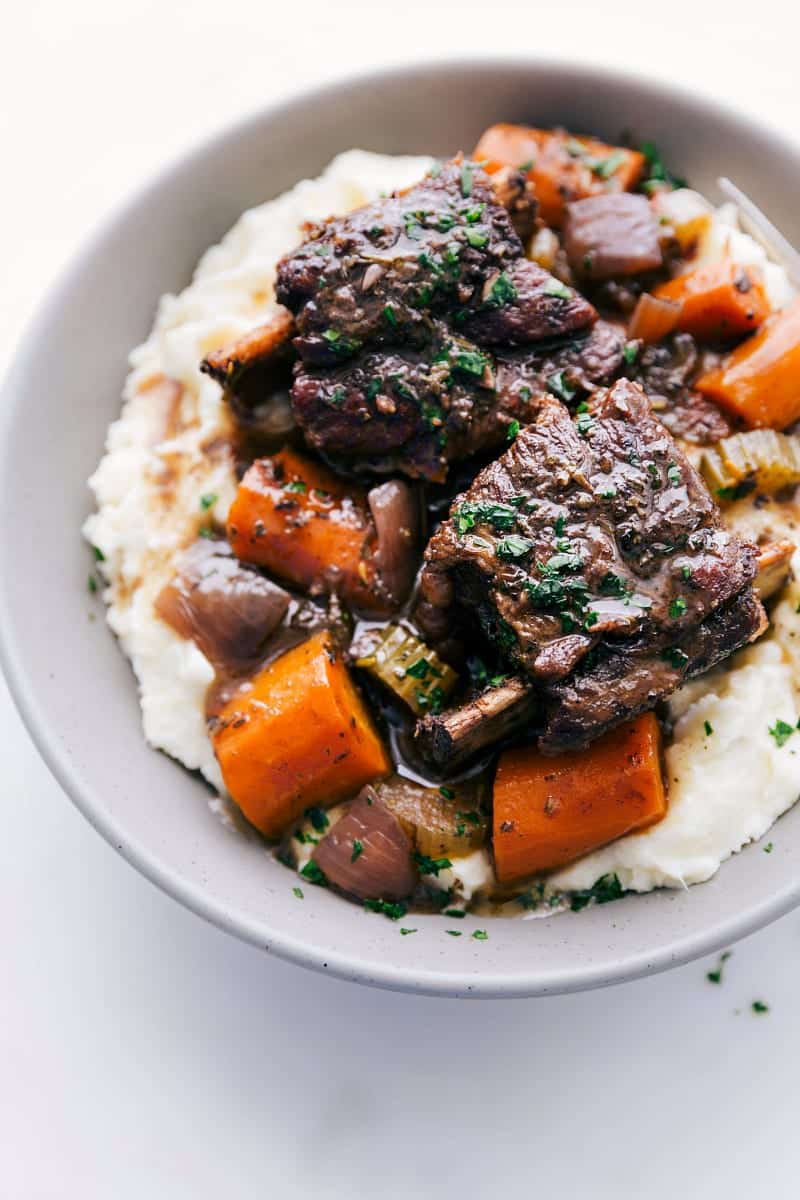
717 176 800 290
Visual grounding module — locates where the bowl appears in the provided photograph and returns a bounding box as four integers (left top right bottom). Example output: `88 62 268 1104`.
3 57 800 998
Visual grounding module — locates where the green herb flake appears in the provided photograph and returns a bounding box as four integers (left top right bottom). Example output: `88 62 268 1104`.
351 839 364 864
667 462 682 487
364 898 408 920
506 419 521 442
454 500 518 536
445 929 463 937
88 574 98 594
439 786 456 800
488 272 518 307
569 873 625 912
413 851 453 877
769 719 795 748
764 842 774 853
669 596 687 619
706 949 732 985
299 860 328 887
472 929 489 941
304 806 329 833
681 565 693 581
283 479 307 494
752 1000 770 1014
704 720 714 737
466 228 489 248
400 927 417 935
495 534 534 561
543 279 572 300
292 886 304 900
662 646 689 670
547 370 577 403
383 304 398 328
92 545 106 562
460 162 473 197
199 492 218 511
444 908 465 919
576 412 594 437
592 149 627 179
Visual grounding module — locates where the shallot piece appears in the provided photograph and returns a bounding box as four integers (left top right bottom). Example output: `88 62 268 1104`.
564 193 664 280
368 479 423 608
312 789 417 901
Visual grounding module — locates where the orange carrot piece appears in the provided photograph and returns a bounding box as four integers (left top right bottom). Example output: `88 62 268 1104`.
492 713 667 883
474 123 645 228
653 260 770 341
213 631 391 839
227 447 385 614
695 296 800 429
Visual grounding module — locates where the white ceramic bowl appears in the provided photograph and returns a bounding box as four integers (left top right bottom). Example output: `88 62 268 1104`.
3 58 800 997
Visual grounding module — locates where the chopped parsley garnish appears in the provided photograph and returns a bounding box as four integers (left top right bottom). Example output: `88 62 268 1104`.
322 328 341 344
662 646 689 669
445 929 463 937
716 482 753 501
88 574 98 594
457 810 481 826
413 851 453 877
764 842 774 853
752 1000 770 1014
487 272 518 307
460 162 473 197
704 720 714 736
669 596 687 619
199 492 217 511
547 370 577 403
439 786 456 800
466 228 489 248
304 806 329 833
351 839 364 864
436 213 456 232
455 499 520 532
300 861 328 887
292 886 304 899
569 873 625 911
506 419 521 441
681 565 693 581
293 830 319 845
706 949 731 984
545 551 584 573
769 719 795 748
197 527 216 539
597 485 617 499
92 545 106 562
666 462 681 487
576 412 594 436
405 658 433 680
543 279 572 300
451 347 489 377
622 341 639 366
472 929 489 940
383 304 398 328
364 898 408 920
591 149 628 179
444 908 465 918
400 927 417 935
495 534 534 560
463 203 484 222
283 479 307 494
599 572 628 599
554 515 566 537
639 140 687 193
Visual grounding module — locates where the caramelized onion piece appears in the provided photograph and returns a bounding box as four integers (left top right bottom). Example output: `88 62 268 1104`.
312 789 417 901
374 776 488 859
368 480 423 608
564 194 663 281
155 539 290 670
628 293 682 344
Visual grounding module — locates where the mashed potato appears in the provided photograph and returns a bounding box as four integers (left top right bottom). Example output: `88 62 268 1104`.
86 150 800 901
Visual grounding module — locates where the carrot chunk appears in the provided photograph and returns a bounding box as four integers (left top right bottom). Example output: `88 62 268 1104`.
213 631 391 839
474 123 645 228
653 260 770 341
492 713 667 883
227 447 384 614
695 296 800 429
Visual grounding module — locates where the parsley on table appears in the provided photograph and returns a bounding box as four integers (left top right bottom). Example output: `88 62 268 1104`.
764 842 774 853
292 887 304 900
706 950 732 984
752 1000 770 1014
445 929 463 937
400 927 417 935
472 929 489 941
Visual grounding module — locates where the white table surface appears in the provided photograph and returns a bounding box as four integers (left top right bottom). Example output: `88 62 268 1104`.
3 2 800 1195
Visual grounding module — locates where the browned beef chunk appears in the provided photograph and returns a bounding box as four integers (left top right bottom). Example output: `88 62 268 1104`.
494 319 627 417
200 311 295 419
276 158 597 480
628 333 731 446
417 378 764 753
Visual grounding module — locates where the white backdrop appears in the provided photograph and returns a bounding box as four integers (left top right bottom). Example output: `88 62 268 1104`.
2 1 800 1195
